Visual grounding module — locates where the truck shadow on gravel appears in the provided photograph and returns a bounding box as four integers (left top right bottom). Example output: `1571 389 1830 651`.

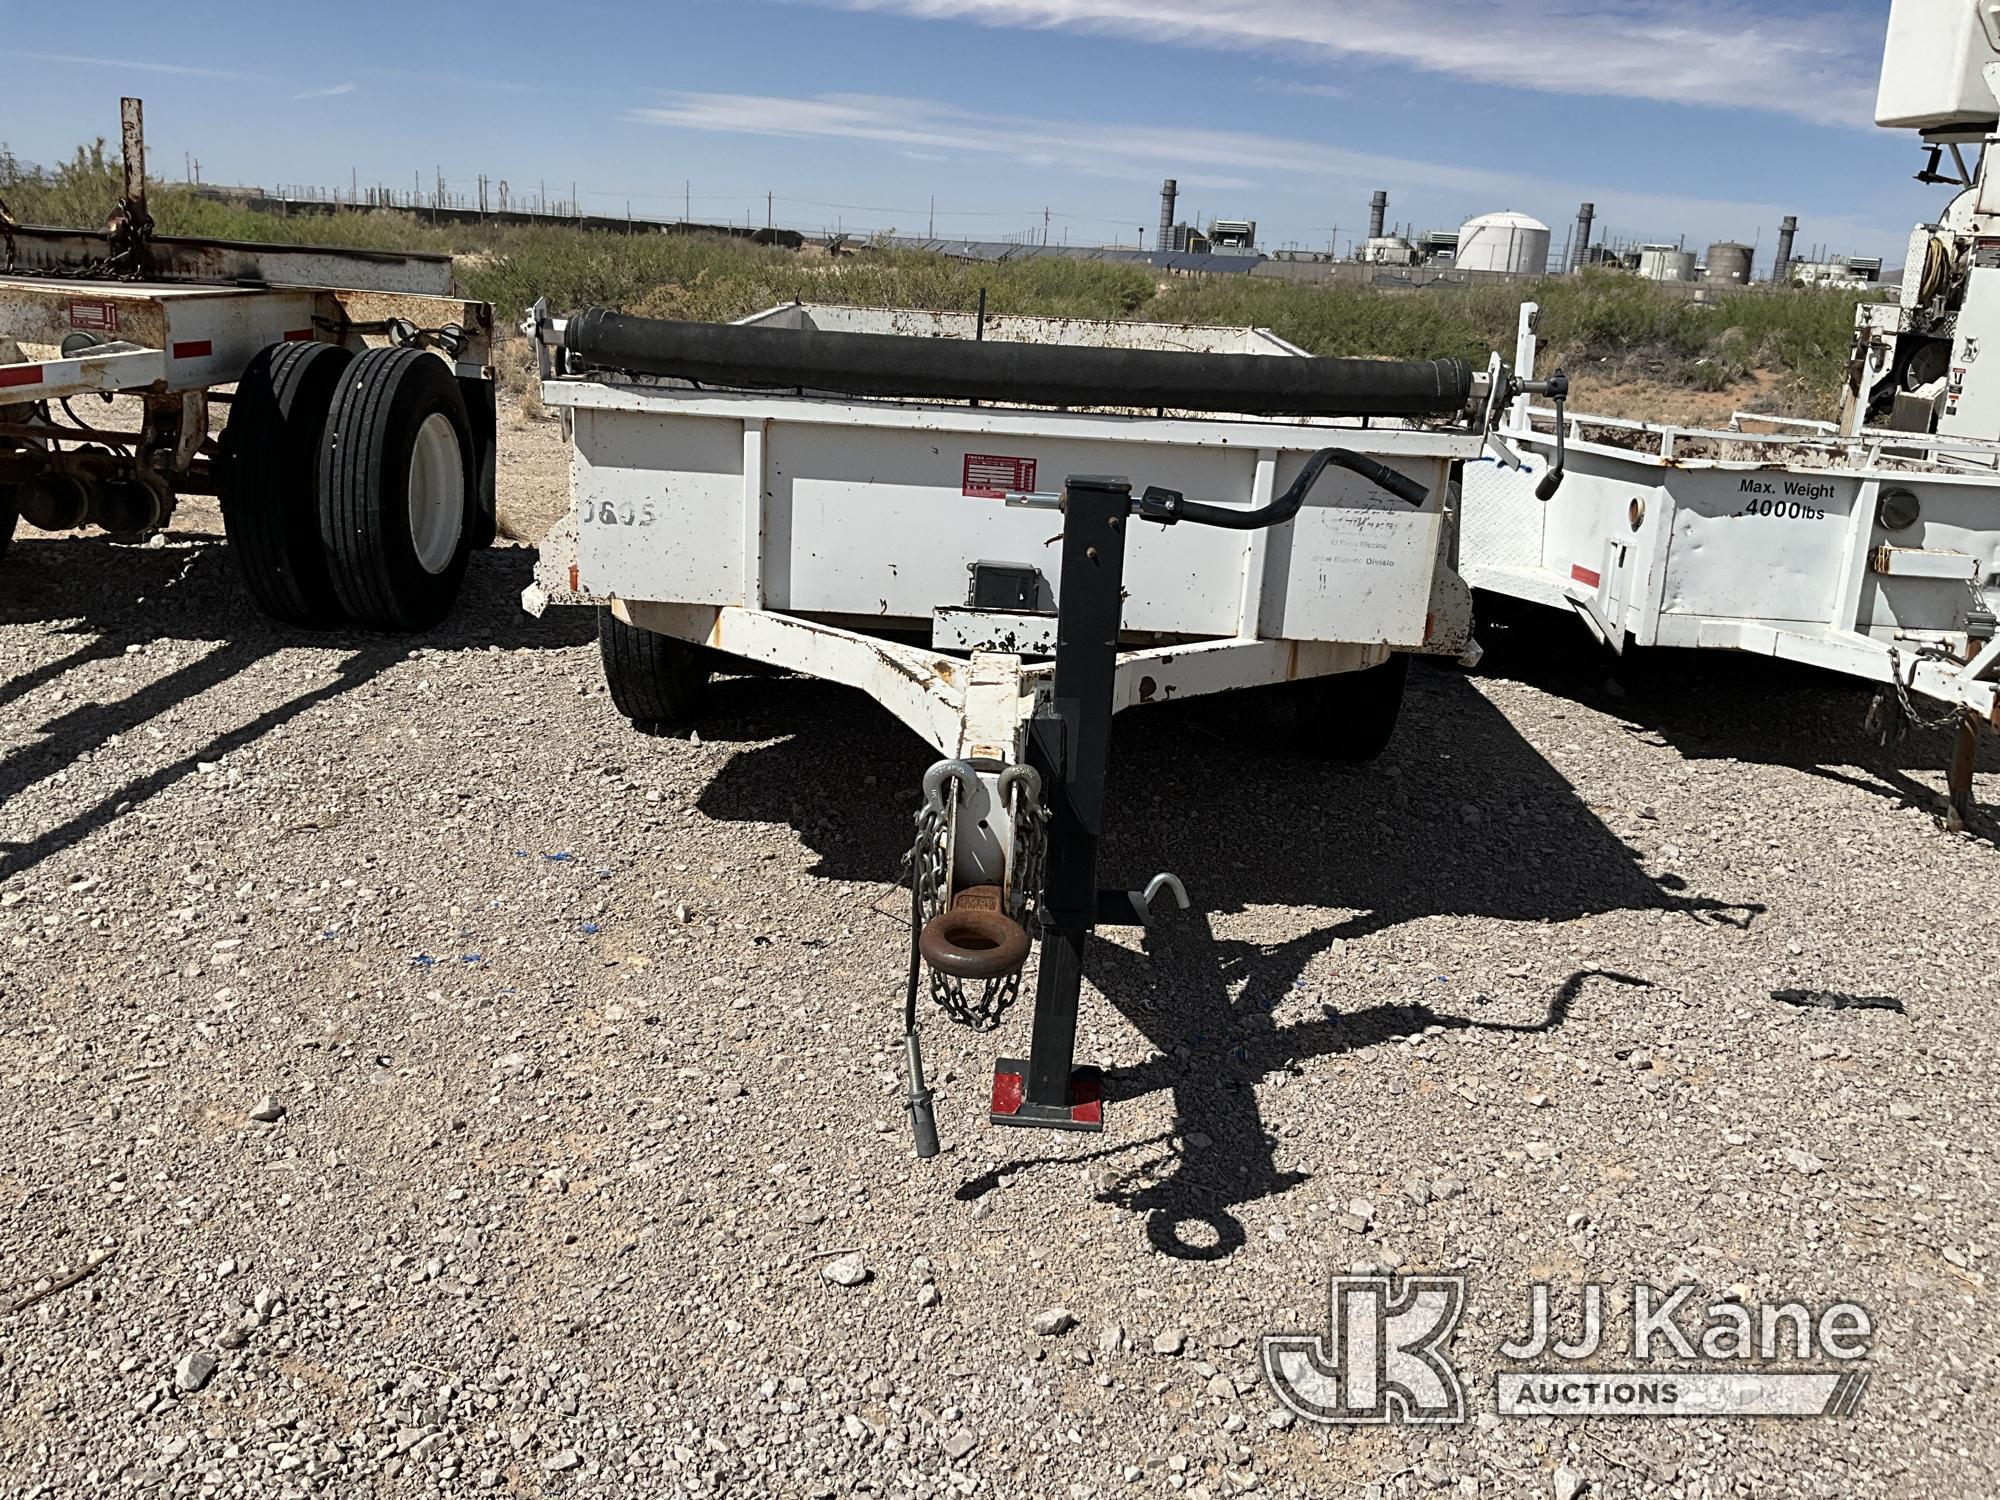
1474 597 2000 840
0 537 589 881
696 657 1762 1259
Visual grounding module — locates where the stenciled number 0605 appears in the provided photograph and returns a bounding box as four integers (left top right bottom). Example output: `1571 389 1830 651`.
580 496 657 527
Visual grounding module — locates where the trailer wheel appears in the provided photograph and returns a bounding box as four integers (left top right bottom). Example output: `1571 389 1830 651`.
1294 653 1409 763
0 488 15 561
598 608 712 730
319 347 475 632
218 341 354 628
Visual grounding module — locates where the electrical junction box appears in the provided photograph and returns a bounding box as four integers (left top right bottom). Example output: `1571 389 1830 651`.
1877 0 2000 131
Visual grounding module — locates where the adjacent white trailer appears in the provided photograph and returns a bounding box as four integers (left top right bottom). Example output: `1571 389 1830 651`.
1463 303 2000 824
1460 2 2000 828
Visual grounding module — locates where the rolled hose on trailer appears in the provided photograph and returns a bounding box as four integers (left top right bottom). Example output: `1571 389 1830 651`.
563 308 1475 419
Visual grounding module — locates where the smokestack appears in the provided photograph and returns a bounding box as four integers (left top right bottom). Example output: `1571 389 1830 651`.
1774 215 1798 283
1159 178 1179 252
1368 190 1388 241
1571 202 1595 272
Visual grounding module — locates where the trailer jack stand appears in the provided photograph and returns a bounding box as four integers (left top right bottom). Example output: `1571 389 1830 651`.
918 457 1424 1148
985 475 1172 1135
1945 710 1981 834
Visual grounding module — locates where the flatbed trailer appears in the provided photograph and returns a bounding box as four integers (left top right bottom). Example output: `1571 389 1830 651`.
523 296 1550 1156
0 100 495 632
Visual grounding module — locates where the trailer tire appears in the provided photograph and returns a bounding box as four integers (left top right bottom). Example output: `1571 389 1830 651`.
1294 653 1408 763
0 487 15 561
218 341 354 628
319 347 475 632
598 608 712 730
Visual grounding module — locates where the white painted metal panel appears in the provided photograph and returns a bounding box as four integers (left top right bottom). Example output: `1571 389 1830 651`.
553 389 1483 645
572 408 746 603
1258 452 1450 645
1659 469 1851 625
765 421 1253 634
1460 458 1547 574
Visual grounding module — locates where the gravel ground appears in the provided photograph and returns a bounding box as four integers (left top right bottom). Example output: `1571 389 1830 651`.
3 455 1998 1499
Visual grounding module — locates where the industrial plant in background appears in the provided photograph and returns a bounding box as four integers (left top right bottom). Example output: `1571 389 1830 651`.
1140 178 1881 292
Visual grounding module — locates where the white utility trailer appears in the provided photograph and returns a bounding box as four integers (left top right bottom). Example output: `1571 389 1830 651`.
1467 305 2000 829
1464 2 2000 829
1469 301 2000 720
523 296 1548 1156
0 100 496 631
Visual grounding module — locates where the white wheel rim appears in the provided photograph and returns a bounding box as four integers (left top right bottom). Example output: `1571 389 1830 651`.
407 411 465 575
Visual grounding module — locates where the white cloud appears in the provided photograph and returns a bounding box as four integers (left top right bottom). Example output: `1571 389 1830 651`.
293 81 358 101
826 0 1881 127
14 49 260 81
634 91 1538 197
635 88 1911 251
1255 77 1348 102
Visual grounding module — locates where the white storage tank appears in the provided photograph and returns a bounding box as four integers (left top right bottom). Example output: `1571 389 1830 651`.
1637 244 1697 281
1454 211 1550 275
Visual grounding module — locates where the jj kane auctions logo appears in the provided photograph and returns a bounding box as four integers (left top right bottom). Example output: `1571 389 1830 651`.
1263 1277 1873 1424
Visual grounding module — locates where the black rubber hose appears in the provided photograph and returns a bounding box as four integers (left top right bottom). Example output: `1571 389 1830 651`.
565 309 1474 419
1142 447 1430 530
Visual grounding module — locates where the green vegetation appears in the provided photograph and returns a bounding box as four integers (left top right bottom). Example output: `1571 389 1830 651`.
5 141 1873 415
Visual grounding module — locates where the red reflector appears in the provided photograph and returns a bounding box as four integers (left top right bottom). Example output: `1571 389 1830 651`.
1068 1072 1103 1127
990 1069 1025 1117
282 329 313 342
171 340 213 359
1571 564 1601 588
0 365 42 389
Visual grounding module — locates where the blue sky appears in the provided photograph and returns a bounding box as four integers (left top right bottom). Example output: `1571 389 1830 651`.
0 1 1944 267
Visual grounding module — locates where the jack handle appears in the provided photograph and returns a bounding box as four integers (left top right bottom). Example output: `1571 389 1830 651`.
1135 446 1429 530
1516 368 1569 500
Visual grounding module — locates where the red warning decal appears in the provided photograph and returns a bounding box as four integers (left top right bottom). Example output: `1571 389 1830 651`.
962 453 1036 499
68 299 119 334
1570 563 1602 588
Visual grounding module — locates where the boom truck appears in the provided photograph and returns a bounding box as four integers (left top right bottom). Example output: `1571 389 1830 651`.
1462 0 2000 828
0 100 496 631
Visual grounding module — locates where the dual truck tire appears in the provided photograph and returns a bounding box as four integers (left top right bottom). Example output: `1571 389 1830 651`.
219 342 483 632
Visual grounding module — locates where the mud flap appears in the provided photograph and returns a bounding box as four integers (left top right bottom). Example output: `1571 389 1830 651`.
459 374 498 548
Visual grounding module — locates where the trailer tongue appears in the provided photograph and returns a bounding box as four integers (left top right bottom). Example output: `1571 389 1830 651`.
528 300 1550 1156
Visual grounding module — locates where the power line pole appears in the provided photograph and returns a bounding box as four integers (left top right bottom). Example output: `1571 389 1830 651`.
929 195 935 238
767 190 773 231
1043 206 1050 245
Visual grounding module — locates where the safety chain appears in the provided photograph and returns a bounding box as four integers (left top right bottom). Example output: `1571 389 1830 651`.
1005 767 1049 928
1870 644 1966 744
908 762 1047 1032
